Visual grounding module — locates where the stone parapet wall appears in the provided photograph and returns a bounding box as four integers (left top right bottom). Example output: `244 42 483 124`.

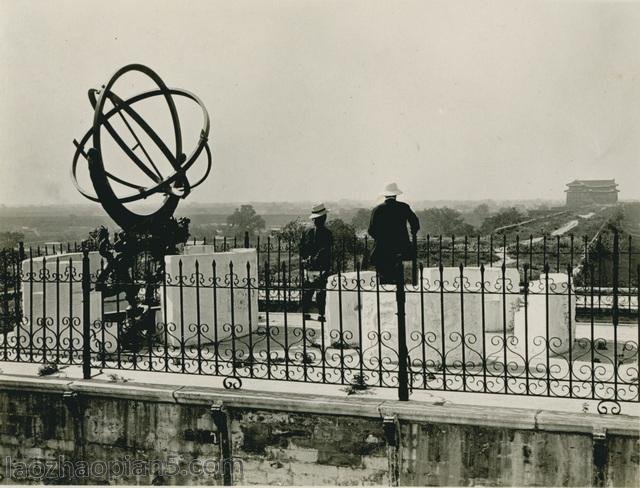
0 375 637 486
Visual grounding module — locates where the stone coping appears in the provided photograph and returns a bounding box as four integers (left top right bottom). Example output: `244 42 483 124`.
0 372 637 438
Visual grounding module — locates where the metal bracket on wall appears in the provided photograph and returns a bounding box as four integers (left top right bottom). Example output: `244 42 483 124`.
211 403 233 486
592 427 608 488
382 415 399 447
62 391 86 419
62 391 88 464
382 415 400 487
210 403 229 433
592 426 607 441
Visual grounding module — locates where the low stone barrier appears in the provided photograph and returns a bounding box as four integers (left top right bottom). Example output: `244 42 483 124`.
162 248 259 347
324 267 521 366
20 252 103 349
513 273 576 371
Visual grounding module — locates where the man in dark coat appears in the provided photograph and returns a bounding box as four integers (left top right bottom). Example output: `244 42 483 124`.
301 203 333 320
368 183 420 284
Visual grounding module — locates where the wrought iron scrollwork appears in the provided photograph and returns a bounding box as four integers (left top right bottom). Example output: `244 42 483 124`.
223 376 243 390
597 400 621 415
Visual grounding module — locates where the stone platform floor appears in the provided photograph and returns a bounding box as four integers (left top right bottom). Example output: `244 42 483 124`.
0 360 638 418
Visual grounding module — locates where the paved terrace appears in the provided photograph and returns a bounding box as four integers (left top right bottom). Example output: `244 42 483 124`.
0 360 638 418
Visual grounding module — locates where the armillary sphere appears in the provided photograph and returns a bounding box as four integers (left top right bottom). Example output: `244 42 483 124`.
72 64 211 231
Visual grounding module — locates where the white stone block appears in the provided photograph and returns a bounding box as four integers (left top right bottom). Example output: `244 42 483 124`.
324 267 523 367
162 248 259 347
366 283 485 367
513 273 576 372
22 252 103 282
19 252 103 352
325 271 377 346
421 266 521 332
183 244 218 256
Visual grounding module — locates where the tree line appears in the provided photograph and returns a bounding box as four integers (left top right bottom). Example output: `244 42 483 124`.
0 204 548 251
222 203 541 245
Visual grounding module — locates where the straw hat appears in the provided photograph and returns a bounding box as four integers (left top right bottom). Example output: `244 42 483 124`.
309 203 328 219
381 182 403 197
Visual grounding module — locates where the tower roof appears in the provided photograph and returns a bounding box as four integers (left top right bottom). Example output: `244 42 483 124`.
565 179 618 192
566 179 617 188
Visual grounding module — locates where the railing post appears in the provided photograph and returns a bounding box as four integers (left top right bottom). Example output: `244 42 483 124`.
395 261 409 401
1 251 8 338
244 231 250 249
81 247 91 379
363 236 369 269
612 230 619 400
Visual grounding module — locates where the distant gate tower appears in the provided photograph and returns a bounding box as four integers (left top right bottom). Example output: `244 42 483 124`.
565 179 619 207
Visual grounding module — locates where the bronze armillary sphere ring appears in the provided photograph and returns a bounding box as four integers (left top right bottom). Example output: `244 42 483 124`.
72 64 211 231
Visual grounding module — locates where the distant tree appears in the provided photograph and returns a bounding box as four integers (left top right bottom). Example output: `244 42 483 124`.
327 219 359 270
0 231 24 250
604 208 624 233
474 203 490 216
276 219 307 244
327 218 357 243
480 207 526 234
463 203 490 228
351 208 371 231
226 205 265 237
417 207 476 236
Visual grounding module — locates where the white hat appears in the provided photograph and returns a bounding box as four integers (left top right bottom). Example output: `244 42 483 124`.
381 182 403 197
309 203 328 219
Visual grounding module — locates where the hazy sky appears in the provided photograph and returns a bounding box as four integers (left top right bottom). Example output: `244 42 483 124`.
1 0 639 206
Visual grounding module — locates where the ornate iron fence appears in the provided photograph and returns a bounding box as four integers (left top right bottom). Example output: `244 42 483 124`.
0 232 638 414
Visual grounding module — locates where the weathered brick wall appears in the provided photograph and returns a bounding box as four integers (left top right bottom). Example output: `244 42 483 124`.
80 399 220 485
604 435 640 487
400 422 595 486
0 389 389 485
398 420 639 487
230 410 389 485
0 389 75 484
0 391 221 485
0 381 638 486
